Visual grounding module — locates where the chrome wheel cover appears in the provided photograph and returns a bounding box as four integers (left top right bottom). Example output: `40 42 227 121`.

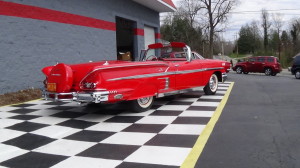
209 74 218 92
265 68 271 75
236 67 242 74
137 96 153 108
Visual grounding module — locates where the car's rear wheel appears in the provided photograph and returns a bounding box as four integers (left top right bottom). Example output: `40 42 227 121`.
131 96 154 112
264 68 272 76
204 74 218 95
243 72 249 74
236 67 243 74
295 70 300 79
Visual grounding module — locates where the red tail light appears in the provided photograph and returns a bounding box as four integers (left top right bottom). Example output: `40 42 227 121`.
80 71 101 90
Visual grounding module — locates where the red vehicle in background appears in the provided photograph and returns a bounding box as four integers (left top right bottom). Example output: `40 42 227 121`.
233 56 281 76
42 42 228 112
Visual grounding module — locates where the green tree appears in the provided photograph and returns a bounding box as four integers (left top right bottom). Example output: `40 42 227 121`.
161 15 203 53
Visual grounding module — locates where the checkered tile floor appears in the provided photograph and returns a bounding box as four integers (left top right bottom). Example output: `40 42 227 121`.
0 83 231 168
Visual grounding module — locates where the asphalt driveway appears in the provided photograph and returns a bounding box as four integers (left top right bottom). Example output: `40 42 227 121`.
196 72 300 168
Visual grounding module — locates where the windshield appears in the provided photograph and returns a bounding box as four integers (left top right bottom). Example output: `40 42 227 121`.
142 46 189 61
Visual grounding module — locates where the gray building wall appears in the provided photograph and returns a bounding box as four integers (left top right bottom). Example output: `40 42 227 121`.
0 0 160 94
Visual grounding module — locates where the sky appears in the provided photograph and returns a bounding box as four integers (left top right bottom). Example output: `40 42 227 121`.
163 0 300 41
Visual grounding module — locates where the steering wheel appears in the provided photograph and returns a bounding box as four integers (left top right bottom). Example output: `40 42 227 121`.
146 55 158 61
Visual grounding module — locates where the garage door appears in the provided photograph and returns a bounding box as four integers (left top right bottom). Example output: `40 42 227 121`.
144 26 155 49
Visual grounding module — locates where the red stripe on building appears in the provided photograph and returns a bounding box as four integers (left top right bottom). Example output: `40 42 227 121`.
134 28 144 36
155 33 161 39
162 0 176 8
0 1 116 31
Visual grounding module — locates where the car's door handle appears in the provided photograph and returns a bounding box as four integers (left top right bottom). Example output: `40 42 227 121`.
175 64 180 67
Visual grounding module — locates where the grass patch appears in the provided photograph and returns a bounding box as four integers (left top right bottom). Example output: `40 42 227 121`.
0 88 42 106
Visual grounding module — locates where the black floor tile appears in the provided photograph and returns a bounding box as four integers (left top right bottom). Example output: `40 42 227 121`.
3 133 55 150
104 116 143 123
48 106 74 111
64 130 114 142
1 152 68 168
9 115 40 121
150 104 162 110
117 162 179 168
12 104 37 108
8 108 39 114
145 134 198 148
77 143 140 160
172 117 211 125
44 102 70 105
150 110 183 116
122 124 167 133
186 106 216 111
57 119 97 129
166 101 193 105
6 121 49 132
197 99 221 102
51 111 86 118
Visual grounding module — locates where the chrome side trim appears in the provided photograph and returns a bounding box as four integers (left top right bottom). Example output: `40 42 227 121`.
108 67 224 81
108 72 176 81
157 86 204 98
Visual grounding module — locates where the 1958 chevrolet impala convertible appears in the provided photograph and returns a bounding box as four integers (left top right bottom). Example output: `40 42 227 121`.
42 42 228 112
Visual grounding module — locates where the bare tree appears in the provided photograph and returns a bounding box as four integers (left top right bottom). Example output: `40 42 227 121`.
198 0 238 58
180 0 203 27
261 9 272 53
272 13 284 60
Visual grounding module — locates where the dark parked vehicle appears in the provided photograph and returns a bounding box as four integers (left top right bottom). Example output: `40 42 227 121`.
233 56 282 76
291 55 300 79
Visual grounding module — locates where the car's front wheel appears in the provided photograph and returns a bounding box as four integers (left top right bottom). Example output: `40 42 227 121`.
295 70 300 79
204 74 218 95
236 66 243 74
265 68 272 76
131 96 154 112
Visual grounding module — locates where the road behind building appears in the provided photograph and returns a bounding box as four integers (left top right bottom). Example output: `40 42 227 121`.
196 72 300 168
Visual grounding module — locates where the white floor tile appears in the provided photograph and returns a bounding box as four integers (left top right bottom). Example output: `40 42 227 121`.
200 95 224 99
0 106 20 112
101 132 156 145
33 139 96 156
29 116 69 125
86 123 132 132
0 112 18 119
125 146 191 166
174 98 199 102
157 105 190 111
26 109 60 116
217 91 227 94
135 116 177 125
25 104 58 110
0 129 26 142
191 101 220 107
0 119 23 129
0 144 28 162
76 114 114 122
218 86 229 90
117 110 155 117
159 124 206 135
51 156 122 168
32 125 81 139
179 110 214 117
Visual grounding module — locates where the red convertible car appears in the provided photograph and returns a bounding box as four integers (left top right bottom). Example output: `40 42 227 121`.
42 42 227 112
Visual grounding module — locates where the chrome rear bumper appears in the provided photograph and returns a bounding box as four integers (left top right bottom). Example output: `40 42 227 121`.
42 90 109 103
